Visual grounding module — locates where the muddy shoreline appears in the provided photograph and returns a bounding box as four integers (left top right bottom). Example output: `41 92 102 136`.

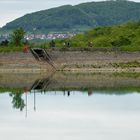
0 51 140 73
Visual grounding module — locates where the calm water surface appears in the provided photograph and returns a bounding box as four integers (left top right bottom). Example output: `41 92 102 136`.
0 90 140 140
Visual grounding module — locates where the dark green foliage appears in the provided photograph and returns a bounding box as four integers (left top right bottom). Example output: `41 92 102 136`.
0 39 9 46
111 61 140 68
1 1 140 33
10 92 25 111
0 21 140 52
49 40 56 48
111 36 131 47
10 28 26 47
38 21 140 52
66 21 140 51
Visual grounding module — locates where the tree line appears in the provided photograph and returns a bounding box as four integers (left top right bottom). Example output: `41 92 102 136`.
0 27 26 47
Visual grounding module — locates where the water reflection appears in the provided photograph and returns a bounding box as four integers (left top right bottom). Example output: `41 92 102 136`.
31 72 54 90
0 72 139 112
2 87 139 114
9 92 25 111
0 73 140 140
8 90 94 113
1 91 140 140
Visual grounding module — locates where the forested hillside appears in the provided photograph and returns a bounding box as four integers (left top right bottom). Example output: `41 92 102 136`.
1 0 140 33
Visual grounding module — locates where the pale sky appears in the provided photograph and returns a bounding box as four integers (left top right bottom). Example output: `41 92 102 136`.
0 0 140 27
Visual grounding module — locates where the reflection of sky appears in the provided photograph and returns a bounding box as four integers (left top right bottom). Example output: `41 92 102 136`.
0 91 140 140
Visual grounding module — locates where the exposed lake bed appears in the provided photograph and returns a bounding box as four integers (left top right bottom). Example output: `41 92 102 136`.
1 0 140 139
0 51 140 73
0 52 140 140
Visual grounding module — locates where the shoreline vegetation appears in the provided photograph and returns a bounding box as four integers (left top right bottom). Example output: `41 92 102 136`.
0 21 140 52
0 22 140 72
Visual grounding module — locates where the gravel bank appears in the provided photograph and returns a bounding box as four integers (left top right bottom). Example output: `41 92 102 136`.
0 51 140 73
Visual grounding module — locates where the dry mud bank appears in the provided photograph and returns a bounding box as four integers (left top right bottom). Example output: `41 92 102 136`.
0 52 53 73
50 50 140 72
0 51 140 72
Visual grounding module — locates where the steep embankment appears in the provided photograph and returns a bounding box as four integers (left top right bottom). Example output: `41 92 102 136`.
0 52 53 73
0 51 140 73
0 51 139 73
49 50 140 72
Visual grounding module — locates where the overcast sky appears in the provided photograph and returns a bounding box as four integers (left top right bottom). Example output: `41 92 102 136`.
0 0 140 27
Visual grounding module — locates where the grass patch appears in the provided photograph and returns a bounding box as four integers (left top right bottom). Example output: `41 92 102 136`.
111 61 140 68
0 46 22 52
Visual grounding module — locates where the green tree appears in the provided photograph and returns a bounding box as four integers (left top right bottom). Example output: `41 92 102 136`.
11 28 26 46
10 91 25 111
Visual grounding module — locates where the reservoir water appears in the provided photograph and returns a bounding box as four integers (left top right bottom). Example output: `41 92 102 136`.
0 72 140 140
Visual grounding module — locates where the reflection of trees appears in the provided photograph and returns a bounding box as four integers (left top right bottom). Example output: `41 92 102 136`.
9 91 25 111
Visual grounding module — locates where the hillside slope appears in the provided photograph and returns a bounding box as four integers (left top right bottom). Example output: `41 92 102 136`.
65 21 140 51
1 0 140 33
